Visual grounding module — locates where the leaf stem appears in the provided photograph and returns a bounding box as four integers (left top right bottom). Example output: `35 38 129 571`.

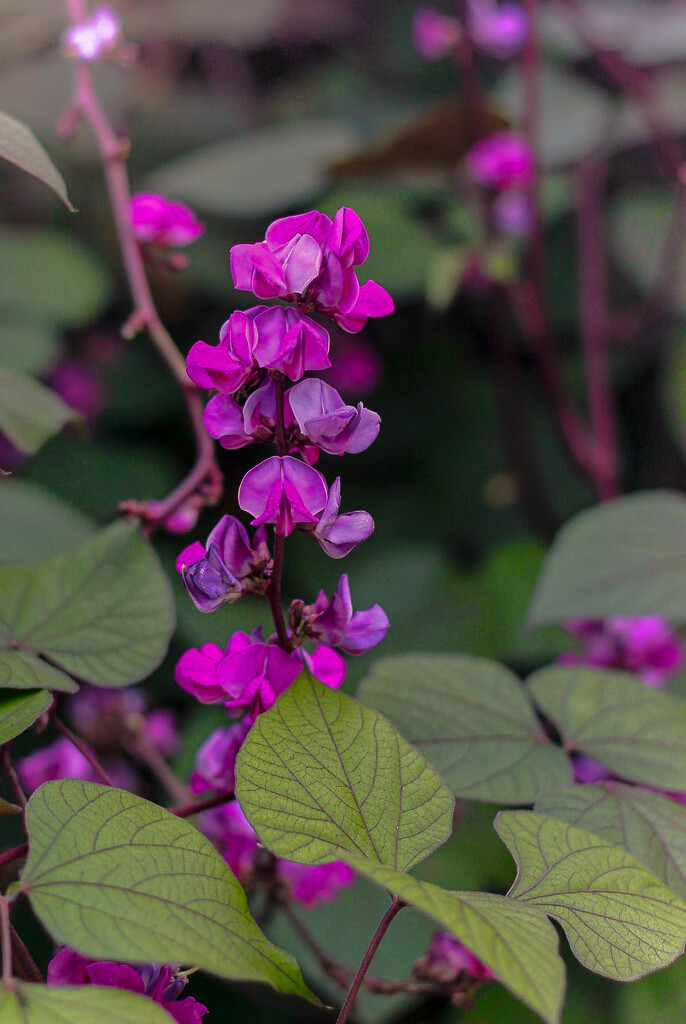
9 924 43 983
0 846 28 873
169 787 235 819
1 747 26 810
0 898 12 986
335 896 405 1024
51 715 114 787
60 0 222 531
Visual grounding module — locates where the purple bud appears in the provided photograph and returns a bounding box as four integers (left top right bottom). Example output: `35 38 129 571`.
467 0 528 60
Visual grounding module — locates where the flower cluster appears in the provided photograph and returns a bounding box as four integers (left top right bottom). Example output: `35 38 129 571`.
176 207 392 891
61 5 121 62
413 2 528 62
131 193 205 250
414 931 495 996
48 947 207 1023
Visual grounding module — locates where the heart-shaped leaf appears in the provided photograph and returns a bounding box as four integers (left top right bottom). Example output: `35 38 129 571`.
0 366 76 455
496 811 686 980
535 784 686 901
529 667 686 791
0 983 173 1023
236 673 454 871
358 654 571 804
0 689 51 744
0 521 175 687
20 780 315 1003
0 108 73 208
527 491 686 626
0 651 78 693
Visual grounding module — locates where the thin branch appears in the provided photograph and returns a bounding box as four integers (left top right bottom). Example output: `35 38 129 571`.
169 787 235 819
124 734 191 804
60 0 221 531
10 925 43 983
336 897 405 1024
52 715 114 787
2 747 26 810
0 845 28 873
0 899 12 987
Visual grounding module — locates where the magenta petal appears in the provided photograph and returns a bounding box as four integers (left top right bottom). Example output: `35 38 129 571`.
307 644 346 688
176 541 205 573
230 242 285 295
343 605 389 654
238 456 282 520
86 963 145 993
266 211 332 248
47 948 92 986
186 341 250 394
316 510 375 558
281 233 323 294
165 997 210 1024
281 456 328 517
174 644 226 703
330 207 370 266
203 394 253 448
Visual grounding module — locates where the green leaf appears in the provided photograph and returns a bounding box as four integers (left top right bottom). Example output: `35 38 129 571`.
0 480 93 565
0 521 174 687
614 957 686 1024
0 982 175 1023
0 324 58 376
236 673 454 870
527 491 686 625
20 780 315 1003
496 810 686 980
0 227 110 327
0 651 78 693
611 188 686 313
0 366 76 455
358 654 571 804
535 784 686 902
350 862 564 1024
0 689 50 744
0 108 73 208
529 666 686 791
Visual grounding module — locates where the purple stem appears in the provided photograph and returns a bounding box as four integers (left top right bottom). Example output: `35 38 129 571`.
0 845 28 872
335 897 405 1024
52 715 114 787
169 788 235 819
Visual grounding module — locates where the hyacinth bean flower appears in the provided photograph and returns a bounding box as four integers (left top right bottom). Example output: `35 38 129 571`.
17 737 138 795
311 574 389 654
322 334 383 397
131 193 205 248
560 616 684 689
309 476 374 558
61 5 121 61
412 8 461 59
48 948 208 1023
467 0 528 59
201 801 355 907
230 208 394 333
190 719 253 794
239 455 327 536
414 931 495 984
175 642 227 703
176 514 270 612
491 189 534 236
465 131 535 190
203 377 291 450
289 378 380 455
69 685 178 758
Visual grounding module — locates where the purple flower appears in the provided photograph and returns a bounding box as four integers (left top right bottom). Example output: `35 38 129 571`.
190 719 252 795
465 132 534 190
186 309 259 394
217 632 303 716
250 306 331 381
175 642 226 703
61 5 121 61
230 208 394 334
491 189 534 236
239 455 327 536
414 931 495 984
68 685 178 758
176 514 269 612
131 193 204 248
467 0 528 59
311 575 389 654
17 737 138 795
289 379 380 455
279 861 356 907
47 358 103 421
203 378 292 450
310 477 374 558
48 948 208 1023
302 643 347 688
571 753 614 785
321 333 383 397
560 617 684 689
412 8 461 59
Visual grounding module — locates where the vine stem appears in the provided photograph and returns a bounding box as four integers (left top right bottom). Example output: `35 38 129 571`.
335 897 405 1024
52 714 115 786
124 734 191 804
10 925 43 983
61 0 221 530
0 898 12 987
2 747 26 810
169 788 235 819
0 846 27 873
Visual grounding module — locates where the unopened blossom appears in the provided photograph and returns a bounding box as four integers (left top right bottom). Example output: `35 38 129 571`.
465 132 534 190
61 5 121 61
238 455 327 536
289 379 380 456
414 931 495 984
310 574 389 654
190 719 252 795
560 617 684 689
131 193 204 248
48 948 207 1023
307 476 374 558
176 514 270 612
230 208 394 333
467 0 528 59
412 8 461 59
491 189 534 236
202 800 355 907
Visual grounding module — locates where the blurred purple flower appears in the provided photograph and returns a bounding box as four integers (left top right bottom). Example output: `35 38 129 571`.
238 455 328 536
311 575 388 654
279 861 356 907
131 193 204 248
61 5 121 61
47 358 103 421
412 8 461 59
190 719 252 795
571 753 614 785
560 617 684 688
466 132 534 190
322 334 383 398
414 931 495 984
230 208 394 333
491 189 534 236
17 737 137 795
48 948 207 1023
467 0 528 59
69 685 178 758
310 476 374 558
289 379 380 455
175 642 226 703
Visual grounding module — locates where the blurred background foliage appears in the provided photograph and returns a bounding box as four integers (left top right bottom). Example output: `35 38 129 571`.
2 0 686 1020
